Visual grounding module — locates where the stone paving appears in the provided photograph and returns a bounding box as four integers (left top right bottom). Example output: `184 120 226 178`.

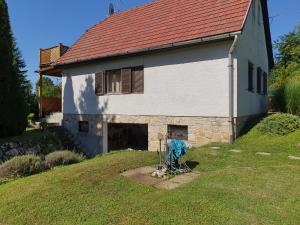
288 155 300 160
229 149 242 153
256 152 271 156
121 166 201 190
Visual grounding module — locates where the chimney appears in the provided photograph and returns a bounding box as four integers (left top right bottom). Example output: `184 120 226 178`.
109 3 115 16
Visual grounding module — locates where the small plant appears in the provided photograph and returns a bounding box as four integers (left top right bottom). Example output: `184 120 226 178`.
285 77 300 116
256 113 300 135
45 151 84 168
0 155 45 180
27 113 35 123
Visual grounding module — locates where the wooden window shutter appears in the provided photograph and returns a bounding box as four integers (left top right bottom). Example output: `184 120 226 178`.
95 72 105 96
121 68 132 94
132 67 144 93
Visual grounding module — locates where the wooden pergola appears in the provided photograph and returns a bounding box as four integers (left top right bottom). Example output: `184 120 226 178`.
38 43 69 117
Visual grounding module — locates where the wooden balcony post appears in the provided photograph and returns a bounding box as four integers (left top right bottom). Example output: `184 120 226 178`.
38 72 43 118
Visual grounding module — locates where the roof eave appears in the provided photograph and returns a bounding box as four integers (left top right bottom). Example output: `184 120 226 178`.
55 31 241 68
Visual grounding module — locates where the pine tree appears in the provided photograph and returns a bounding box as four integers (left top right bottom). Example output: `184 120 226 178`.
0 0 28 137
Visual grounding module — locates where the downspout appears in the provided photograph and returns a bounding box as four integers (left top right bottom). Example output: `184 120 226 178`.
228 35 239 144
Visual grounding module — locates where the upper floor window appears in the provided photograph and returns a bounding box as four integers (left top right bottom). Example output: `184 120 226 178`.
106 69 121 94
95 66 144 96
248 62 254 92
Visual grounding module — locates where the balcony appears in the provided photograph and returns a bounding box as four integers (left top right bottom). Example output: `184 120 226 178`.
39 43 69 76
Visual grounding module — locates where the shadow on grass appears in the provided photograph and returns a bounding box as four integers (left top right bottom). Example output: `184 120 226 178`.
186 161 199 170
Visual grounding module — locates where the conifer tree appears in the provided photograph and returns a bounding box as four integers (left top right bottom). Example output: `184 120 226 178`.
0 0 28 137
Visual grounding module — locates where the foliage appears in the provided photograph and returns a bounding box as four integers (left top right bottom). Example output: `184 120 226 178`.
285 77 300 115
27 113 35 122
36 77 62 98
0 155 45 179
0 128 62 155
269 24 300 115
45 151 84 168
270 87 286 112
269 24 300 88
0 0 29 137
39 121 48 132
256 113 300 135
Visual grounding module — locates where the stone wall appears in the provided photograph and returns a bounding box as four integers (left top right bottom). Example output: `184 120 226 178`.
63 114 230 153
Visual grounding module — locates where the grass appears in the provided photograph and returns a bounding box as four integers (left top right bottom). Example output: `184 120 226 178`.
0 129 299 225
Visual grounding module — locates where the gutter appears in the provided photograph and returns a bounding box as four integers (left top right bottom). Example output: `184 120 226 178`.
228 35 239 144
55 31 241 68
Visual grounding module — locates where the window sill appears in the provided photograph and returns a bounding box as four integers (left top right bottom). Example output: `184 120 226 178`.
101 92 144 96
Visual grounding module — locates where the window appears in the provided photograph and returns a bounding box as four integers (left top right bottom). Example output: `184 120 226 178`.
248 62 254 92
106 69 121 94
256 67 262 94
263 72 268 95
168 125 188 140
79 121 89 133
95 66 144 95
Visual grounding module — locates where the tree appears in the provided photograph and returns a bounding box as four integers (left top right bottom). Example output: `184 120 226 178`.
269 24 300 88
36 77 62 98
269 24 300 114
0 0 29 137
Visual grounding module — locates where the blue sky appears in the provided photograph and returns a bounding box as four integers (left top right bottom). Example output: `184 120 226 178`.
6 0 300 86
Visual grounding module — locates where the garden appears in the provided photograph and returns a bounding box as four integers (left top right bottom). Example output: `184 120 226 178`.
0 113 299 225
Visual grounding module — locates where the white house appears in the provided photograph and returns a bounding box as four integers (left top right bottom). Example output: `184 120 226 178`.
46 0 273 155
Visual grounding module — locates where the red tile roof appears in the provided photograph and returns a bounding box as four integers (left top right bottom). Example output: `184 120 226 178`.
56 0 251 65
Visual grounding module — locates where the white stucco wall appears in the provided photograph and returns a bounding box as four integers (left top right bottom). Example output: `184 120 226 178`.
235 0 269 117
62 41 233 117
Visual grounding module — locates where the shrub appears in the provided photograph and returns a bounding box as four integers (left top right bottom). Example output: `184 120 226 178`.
271 87 286 112
27 113 35 122
285 77 300 116
0 155 45 179
45 151 84 168
256 113 300 135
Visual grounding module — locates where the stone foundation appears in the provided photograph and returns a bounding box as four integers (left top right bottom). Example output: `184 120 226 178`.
63 114 232 152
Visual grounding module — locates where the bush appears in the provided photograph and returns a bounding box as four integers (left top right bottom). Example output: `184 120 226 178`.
285 77 300 115
256 113 300 135
27 113 35 122
45 151 84 168
271 87 286 112
0 155 45 179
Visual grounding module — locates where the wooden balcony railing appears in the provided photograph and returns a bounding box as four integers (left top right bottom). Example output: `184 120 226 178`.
39 43 69 67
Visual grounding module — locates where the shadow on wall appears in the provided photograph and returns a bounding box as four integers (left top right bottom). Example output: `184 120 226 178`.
63 75 111 156
63 76 77 114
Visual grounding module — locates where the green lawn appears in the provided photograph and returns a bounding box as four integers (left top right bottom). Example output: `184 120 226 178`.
0 129 299 225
